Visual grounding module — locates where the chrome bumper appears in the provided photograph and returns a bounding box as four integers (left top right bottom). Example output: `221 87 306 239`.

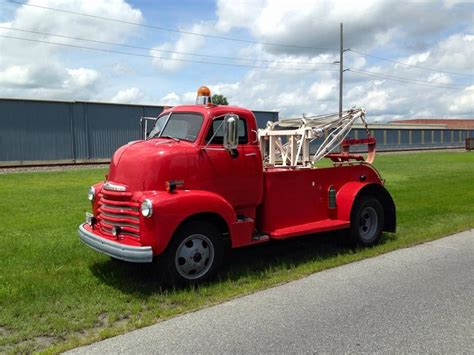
78 223 153 263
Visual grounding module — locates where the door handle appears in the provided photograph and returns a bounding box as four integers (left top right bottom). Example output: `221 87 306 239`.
245 152 257 157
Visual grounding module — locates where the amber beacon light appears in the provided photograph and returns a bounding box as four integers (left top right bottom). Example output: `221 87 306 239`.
196 86 212 105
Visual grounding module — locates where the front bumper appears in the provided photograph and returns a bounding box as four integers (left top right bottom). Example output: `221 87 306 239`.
78 223 153 263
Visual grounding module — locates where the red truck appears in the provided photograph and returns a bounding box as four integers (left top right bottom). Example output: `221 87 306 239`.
79 86 395 284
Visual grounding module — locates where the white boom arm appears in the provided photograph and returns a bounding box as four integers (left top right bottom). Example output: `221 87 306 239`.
258 107 369 168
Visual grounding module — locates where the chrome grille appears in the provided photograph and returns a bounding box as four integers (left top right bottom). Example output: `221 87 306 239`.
97 192 140 239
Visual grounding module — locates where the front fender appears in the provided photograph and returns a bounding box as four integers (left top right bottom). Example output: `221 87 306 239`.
337 182 396 233
138 190 236 255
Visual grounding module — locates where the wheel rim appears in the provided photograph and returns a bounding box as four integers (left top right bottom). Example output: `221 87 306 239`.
358 206 378 241
175 234 215 280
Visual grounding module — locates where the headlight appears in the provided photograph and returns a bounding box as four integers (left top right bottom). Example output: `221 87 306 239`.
88 186 96 202
141 199 153 217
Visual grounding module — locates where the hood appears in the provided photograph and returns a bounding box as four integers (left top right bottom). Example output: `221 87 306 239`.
107 139 192 191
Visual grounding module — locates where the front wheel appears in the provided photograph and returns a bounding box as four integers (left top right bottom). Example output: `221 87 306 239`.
159 221 224 285
350 196 384 246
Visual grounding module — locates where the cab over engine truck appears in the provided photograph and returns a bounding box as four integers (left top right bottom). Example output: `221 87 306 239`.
78 86 396 284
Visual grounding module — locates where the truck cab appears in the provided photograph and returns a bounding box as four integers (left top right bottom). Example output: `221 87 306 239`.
79 86 395 285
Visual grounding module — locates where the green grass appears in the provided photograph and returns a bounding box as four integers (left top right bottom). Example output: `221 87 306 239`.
1 151 473 353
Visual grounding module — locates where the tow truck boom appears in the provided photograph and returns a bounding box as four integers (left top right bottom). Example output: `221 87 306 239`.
258 107 374 167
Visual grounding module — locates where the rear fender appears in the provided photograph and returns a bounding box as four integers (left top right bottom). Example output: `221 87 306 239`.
337 182 396 233
139 190 236 255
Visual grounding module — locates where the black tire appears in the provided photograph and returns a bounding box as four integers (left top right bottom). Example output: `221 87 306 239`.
158 220 224 286
350 196 384 246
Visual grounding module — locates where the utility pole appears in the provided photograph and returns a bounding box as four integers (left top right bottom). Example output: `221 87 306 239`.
339 22 343 119
336 23 349 119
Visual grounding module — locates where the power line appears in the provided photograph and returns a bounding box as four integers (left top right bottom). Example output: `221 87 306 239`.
351 68 466 87
2 34 462 87
0 26 335 66
8 1 469 78
349 68 467 90
3 0 336 52
349 49 474 77
349 68 466 90
4 1 471 80
0 34 339 72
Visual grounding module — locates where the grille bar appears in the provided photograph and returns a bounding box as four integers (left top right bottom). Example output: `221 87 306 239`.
100 214 139 228
100 211 139 222
97 193 141 240
100 204 140 217
101 197 139 208
101 190 133 199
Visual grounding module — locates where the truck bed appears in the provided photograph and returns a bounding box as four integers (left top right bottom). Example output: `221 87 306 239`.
257 164 381 238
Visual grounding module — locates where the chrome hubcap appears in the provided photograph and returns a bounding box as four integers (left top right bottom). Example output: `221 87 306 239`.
175 234 214 280
358 206 378 241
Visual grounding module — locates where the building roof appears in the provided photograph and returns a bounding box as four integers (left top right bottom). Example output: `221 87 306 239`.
0 97 278 114
354 123 447 130
390 119 474 129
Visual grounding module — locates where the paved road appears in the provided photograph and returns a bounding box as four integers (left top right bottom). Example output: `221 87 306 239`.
69 230 473 354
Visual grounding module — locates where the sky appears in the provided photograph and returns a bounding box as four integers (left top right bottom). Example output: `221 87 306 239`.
0 0 473 122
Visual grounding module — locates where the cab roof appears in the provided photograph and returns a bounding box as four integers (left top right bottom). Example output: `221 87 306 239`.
162 104 255 118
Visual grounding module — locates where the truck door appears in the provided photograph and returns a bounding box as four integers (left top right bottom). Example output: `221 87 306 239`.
199 116 262 209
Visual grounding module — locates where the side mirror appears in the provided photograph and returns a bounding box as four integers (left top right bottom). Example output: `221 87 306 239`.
223 114 239 150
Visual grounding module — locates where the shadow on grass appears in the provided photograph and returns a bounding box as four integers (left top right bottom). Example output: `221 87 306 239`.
90 231 396 295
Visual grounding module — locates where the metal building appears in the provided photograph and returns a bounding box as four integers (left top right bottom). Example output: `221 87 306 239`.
0 98 278 166
349 123 473 151
0 97 472 166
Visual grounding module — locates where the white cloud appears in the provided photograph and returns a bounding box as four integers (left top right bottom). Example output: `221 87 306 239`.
195 0 472 121
111 87 144 103
429 34 474 72
447 86 474 114
182 91 197 104
64 68 99 89
443 0 471 8
0 65 33 87
215 0 471 55
150 23 207 72
111 63 136 76
427 73 452 85
0 0 143 99
159 91 197 106
160 92 181 105
2 0 143 44
309 80 337 100
0 0 472 122
216 0 265 33
210 82 240 96
358 89 389 113
162 36 471 122
159 90 199 106
397 51 431 67
0 63 64 89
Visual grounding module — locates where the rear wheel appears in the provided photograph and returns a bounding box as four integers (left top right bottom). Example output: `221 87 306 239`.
350 196 384 246
159 221 224 285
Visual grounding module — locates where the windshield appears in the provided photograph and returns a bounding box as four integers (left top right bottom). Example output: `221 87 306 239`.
148 113 204 142
147 114 168 139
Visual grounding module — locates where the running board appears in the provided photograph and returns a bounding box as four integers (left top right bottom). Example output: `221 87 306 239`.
252 233 270 242
270 219 349 240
